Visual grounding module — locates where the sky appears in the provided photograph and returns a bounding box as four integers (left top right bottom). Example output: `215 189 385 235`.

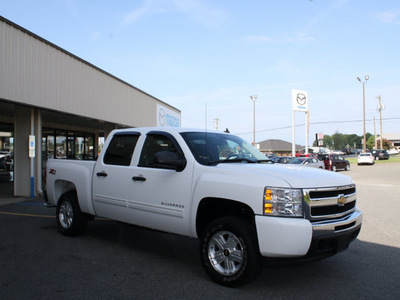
1 0 400 146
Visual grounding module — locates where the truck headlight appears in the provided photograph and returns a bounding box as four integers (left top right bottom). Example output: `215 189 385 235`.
263 187 303 217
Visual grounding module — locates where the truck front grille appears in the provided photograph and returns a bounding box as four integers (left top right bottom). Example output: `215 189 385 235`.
303 184 357 221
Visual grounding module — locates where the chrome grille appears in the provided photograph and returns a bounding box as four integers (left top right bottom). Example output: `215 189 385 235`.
303 184 357 221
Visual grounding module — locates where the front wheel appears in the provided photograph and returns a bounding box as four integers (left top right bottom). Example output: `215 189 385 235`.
332 165 337 172
200 217 262 287
56 191 88 236
345 164 350 171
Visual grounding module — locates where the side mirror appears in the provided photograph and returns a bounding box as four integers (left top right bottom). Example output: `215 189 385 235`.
154 151 187 172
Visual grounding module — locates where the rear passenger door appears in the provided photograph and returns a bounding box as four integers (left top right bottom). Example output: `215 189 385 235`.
92 132 140 221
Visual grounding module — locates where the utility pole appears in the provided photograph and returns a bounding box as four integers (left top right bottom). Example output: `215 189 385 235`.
377 95 383 149
373 117 377 149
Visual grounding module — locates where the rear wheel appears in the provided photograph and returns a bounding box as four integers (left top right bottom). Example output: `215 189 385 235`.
200 217 262 287
56 191 88 236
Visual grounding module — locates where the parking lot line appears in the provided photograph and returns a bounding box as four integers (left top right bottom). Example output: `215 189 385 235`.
0 211 54 218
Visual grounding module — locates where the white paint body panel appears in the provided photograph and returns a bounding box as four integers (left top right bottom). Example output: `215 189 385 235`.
255 216 312 257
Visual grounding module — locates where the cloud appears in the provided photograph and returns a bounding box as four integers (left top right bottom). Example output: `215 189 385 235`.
244 33 314 44
244 35 272 43
121 0 226 29
376 10 400 24
286 32 315 43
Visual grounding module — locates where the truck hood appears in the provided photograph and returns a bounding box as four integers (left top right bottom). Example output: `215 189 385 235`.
215 163 353 189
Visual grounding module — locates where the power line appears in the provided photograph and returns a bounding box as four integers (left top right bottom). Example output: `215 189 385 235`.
235 116 400 135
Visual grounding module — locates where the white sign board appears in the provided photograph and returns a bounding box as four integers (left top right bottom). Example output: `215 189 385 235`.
157 104 181 127
29 135 35 158
292 89 308 112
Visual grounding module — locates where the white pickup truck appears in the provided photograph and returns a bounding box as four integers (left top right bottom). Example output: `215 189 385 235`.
45 127 362 286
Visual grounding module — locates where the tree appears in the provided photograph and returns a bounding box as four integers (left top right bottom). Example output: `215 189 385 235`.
332 132 345 150
366 135 375 150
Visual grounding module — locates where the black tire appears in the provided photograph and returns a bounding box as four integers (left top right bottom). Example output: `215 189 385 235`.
200 217 262 287
345 164 350 171
56 191 88 236
332 165 337 172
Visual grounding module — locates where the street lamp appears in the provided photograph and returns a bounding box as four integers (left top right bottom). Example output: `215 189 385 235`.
249 95 258 145
357 75 369 152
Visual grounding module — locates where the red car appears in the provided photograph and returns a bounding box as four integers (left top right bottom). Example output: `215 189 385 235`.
317 154 350 171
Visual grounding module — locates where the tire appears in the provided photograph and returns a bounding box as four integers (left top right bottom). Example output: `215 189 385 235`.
56 191 88 236
375 156 379 161
345 164 350 171
332 165 337 172
200 217 262 287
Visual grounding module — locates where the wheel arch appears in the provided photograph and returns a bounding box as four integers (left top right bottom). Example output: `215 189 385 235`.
196 197 255 238
54 180 77 205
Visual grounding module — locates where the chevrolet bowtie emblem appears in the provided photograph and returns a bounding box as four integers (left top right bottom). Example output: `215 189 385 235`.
337 194 347 206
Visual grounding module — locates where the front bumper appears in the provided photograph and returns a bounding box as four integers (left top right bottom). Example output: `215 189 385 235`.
255 207 363 258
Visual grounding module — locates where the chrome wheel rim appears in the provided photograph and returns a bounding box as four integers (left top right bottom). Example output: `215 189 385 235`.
59 201 73 229
208 230 244 276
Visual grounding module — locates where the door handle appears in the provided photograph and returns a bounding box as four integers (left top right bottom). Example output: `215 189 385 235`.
96 171 108 177
132 176 146 182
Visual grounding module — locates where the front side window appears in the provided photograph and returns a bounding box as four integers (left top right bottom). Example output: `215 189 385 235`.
103 134 140 166
138 134 178 168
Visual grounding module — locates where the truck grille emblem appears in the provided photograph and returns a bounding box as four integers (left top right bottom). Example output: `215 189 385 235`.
337 194 347 206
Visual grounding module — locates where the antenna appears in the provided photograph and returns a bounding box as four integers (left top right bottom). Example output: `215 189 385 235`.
205 103 207 131
214 118 219 130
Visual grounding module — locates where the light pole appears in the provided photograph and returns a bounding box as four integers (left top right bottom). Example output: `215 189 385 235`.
357 75 369 153
377 95 384 149
249 95 258 145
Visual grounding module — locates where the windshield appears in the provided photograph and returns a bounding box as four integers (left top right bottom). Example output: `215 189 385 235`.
290 158 305 164
180 132 267 165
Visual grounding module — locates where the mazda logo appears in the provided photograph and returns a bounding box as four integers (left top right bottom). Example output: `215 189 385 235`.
297 93 306 105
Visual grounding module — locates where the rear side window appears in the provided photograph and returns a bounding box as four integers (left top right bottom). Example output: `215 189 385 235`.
103 134 140 166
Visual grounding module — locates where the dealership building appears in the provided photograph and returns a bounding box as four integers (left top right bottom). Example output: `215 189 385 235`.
0 17 181 198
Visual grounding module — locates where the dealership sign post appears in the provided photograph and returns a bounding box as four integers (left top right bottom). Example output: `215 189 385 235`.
292 89 309 156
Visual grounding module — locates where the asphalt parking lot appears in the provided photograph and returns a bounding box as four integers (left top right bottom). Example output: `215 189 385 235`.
0 163 399 299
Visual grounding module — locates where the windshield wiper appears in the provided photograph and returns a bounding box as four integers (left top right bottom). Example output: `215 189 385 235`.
206 158 257 165
255 159 274 164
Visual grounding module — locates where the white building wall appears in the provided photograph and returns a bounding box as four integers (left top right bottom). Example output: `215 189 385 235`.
0 18 179 127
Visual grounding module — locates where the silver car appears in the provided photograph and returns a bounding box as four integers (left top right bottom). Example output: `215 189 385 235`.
289 157 324 169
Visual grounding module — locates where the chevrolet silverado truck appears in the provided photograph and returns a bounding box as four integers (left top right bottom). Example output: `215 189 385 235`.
45 127 362 286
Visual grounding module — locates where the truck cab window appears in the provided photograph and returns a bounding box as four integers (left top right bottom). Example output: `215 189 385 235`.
139 134 178 168
103 134 139 166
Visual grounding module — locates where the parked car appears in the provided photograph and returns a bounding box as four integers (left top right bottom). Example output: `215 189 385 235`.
289 157 324 169
298 153 316 158
388 148 399 155
317 153 350 171
357 153 375 165
270 156 294 164
371 149 389 160
341 148 351 155
0 151 10 170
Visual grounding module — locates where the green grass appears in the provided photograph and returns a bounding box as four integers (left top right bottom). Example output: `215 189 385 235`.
347 155 400 165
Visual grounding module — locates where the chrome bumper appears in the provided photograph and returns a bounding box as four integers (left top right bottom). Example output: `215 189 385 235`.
311 207 363 237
